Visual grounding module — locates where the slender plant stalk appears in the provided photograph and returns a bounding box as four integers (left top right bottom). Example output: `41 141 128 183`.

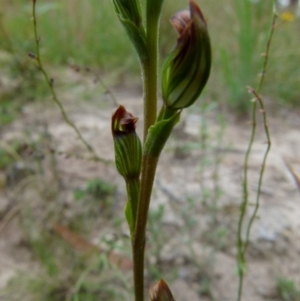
141 8 159 141
132 5 162 300
0 140 23 162
236 90 257 300
133 156 159 301
236 12 276 301
31 0 108 164
244 88 271 249
243 14 276 250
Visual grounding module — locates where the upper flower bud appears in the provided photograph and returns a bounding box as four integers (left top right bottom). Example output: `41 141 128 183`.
162 0 211 110
112 105 142 180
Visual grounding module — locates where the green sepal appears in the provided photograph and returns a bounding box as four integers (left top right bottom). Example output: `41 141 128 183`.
162 32 211 109
144 110 181 158
114 132 142 180
161 1 211 110
124 201 134 234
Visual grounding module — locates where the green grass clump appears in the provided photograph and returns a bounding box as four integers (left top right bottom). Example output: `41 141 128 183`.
74 178 115 202
277 278 300 301
1 0 138 72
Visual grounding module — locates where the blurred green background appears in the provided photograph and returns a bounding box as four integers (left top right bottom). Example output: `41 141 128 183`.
0 0 299 116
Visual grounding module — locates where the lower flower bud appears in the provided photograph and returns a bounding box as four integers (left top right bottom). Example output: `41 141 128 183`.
112 106 142 180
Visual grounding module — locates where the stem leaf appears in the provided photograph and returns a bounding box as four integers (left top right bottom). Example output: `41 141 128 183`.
118 17 148 61
144 111 180 158
125 201 134 234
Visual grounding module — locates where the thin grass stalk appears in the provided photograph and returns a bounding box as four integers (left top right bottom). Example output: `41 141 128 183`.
243 14 277 251
236 11 276 301
236 98 256 301
31 0 108 164
244 88 272 250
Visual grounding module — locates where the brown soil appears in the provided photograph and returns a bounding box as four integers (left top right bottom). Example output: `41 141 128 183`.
0 78 300 301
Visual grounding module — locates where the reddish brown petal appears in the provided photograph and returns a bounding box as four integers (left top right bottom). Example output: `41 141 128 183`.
112 105 138 136
171 10 191 35
190 0 207 26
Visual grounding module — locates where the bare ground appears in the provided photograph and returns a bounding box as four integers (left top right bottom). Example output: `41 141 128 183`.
0 77 300 301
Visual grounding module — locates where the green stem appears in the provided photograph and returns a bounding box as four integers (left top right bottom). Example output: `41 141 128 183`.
133 155 159 301
131 3 162 301
141 7 160 141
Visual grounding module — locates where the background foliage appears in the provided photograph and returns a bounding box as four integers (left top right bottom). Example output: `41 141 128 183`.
1 0 299 114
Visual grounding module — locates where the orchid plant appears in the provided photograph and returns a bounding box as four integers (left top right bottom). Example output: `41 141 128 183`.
30 0 276 298
111 0 211 300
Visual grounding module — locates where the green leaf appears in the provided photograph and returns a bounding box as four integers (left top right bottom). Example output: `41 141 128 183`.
113 0 143 27
112 0 148 61
144 111 180 158
124 201 134 234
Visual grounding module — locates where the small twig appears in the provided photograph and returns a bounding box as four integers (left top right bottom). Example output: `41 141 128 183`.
30 0 108 164
155 179 182 203
0 175 38 234
284 158 300 193
257 14 278 92
85 67 119 107
0 204 22 234
0 140 23 162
